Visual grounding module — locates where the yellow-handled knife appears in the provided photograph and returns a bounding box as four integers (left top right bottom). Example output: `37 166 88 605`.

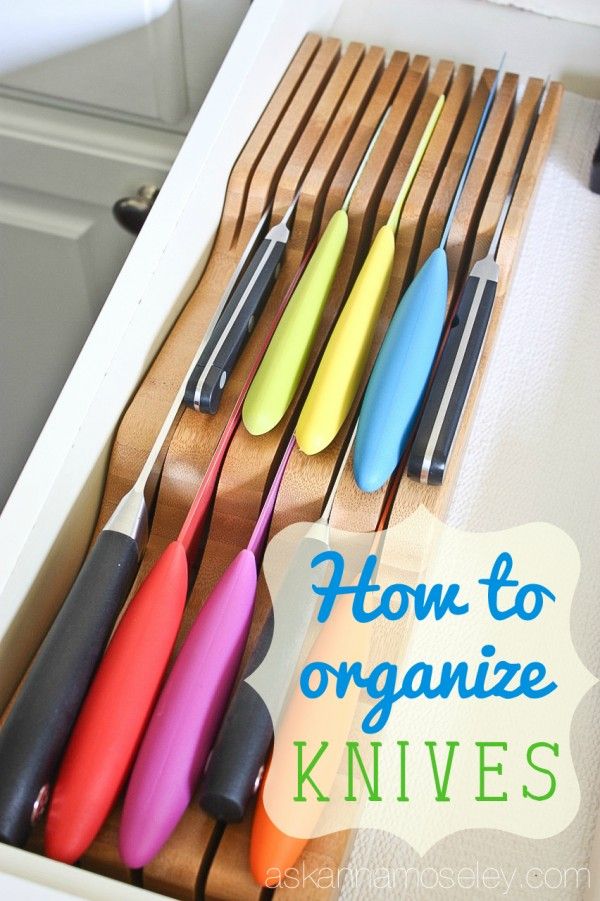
295 93 445 455
242 108 390 436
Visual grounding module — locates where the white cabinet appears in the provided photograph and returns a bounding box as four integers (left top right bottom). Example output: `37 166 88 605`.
0 0 250 507
0 98 182 508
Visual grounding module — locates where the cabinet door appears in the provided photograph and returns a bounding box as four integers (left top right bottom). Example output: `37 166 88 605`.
0 98 182 508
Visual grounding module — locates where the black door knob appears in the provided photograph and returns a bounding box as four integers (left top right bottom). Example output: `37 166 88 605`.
113 185 160 235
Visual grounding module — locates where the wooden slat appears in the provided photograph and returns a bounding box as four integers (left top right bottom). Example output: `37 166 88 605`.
271 41 364 218
379 61 472 295
221 33 322 250
293 44 386 251
241 37 342 226
445 70 518 300
341 54 429 290
321 51 407 223
374 59 454 231
470 77 545 264
416 67 496 267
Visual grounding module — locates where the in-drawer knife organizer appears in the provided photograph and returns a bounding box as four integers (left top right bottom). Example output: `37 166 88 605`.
0 31 562 901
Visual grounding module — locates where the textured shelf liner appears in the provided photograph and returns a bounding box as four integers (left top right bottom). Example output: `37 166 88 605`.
340 90 600 899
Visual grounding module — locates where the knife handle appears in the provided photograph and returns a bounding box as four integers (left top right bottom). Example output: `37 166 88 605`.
353 247 448 493
199 610 274 822
119 548 257 868
295 224 396 456
242 210 349 436
407 263 499 486
0 529 139 847
184 224 289 414
45 540 187 864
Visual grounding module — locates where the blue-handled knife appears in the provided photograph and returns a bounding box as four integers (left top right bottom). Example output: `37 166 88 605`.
353 58 505 493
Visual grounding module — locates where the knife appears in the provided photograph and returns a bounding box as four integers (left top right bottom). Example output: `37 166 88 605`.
198 429 355 824
407 80 547 486
242 109 390 436
295 94 445 456
0 205 269 849
353 59 505 492
184 197 299 414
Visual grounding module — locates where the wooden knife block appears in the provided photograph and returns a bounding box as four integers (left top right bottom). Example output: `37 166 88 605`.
15 34 562 901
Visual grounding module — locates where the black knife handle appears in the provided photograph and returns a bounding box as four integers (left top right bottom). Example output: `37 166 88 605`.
0 529 139 846
407 270 498 486
199 610 274 822
184 229 287 414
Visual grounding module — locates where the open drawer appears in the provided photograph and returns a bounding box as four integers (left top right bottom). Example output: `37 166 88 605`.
1 0 599 899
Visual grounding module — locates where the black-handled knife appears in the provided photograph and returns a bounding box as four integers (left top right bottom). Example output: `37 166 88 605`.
199 610 274 822
0 529 141 846
408 79 549 486
407 258 499 486
184 195 299 414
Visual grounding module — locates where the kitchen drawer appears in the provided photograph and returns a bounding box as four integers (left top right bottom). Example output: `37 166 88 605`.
0 0 599 898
